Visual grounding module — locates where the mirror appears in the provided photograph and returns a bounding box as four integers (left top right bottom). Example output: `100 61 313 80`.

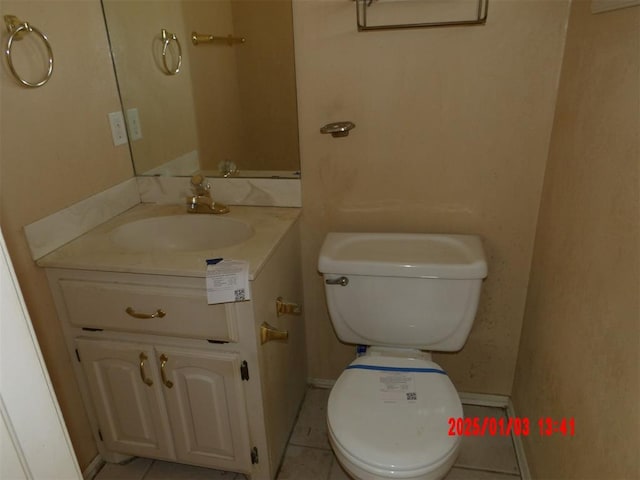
101 0 300 178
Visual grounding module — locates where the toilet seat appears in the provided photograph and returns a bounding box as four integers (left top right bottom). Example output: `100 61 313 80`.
328 355 462 479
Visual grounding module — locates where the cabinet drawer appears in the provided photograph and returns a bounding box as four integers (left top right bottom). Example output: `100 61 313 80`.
60 279 238 342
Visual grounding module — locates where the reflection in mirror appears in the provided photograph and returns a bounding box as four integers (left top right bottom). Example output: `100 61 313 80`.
102 0 300 178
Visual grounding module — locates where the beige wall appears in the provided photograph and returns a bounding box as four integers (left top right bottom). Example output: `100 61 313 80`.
0 0 133 469
293 0 570 394
512 1 640 478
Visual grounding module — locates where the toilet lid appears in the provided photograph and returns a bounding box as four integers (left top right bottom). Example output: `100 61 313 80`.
328 355 462 475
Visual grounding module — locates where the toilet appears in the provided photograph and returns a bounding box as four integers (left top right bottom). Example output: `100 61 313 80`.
318 232 487 480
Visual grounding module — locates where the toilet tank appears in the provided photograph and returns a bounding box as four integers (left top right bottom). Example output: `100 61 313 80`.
318 233 487 351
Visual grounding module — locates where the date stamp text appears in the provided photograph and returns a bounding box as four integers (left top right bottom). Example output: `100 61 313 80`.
448 417 575 437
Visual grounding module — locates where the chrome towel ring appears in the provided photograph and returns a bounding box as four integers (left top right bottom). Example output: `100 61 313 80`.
4 15 53 88
160 28 182 75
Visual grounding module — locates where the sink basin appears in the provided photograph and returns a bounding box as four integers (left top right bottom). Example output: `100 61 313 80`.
110 215 254 252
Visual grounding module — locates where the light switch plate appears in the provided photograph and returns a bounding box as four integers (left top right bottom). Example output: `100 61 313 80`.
108 111 128 146
126 108 142 141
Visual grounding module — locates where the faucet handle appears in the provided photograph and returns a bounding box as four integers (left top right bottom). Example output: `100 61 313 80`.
190 174 210 195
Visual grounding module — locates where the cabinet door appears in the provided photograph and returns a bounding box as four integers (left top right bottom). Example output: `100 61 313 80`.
76 338 175 460
158 347 251 471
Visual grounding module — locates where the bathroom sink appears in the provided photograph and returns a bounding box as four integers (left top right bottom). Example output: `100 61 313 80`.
110 215 254 252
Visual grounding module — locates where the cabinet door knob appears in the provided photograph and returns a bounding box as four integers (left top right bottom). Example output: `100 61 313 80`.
159 354 174 389
139 352 153 386
260 322 288 345
126 307 166 319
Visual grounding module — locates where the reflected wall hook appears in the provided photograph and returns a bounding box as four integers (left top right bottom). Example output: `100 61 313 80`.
160 28 182 75
320 121 356 138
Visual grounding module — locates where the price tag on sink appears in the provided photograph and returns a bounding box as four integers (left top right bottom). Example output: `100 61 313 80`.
206 258 251 304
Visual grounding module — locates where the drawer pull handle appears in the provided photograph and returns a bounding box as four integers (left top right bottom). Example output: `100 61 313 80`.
159 354 174 389
126 307 166 319
139 352 153 386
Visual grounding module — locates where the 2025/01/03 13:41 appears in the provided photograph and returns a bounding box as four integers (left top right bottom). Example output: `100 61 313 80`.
448 416 575 437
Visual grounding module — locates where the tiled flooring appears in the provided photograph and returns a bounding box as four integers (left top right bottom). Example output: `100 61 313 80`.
95 387 522 480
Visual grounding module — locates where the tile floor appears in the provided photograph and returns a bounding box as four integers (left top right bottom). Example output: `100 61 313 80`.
95 387 522 480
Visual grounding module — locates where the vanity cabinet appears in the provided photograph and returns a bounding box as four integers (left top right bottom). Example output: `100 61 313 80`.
42 216 307 480
76 338 250 472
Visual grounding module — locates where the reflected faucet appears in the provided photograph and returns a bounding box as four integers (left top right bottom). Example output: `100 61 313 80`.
186 174 230 214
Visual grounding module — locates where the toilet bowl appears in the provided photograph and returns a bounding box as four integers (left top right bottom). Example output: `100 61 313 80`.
318 232 487 480
328 353 462 480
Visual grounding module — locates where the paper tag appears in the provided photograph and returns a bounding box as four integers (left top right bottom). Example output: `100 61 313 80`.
206 259 251 304
379 372 417 403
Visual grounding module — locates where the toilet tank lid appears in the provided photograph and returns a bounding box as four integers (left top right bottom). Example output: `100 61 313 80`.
318 232 487 279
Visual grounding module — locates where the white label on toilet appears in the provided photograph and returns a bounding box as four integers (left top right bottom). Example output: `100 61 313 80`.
379 372 416 403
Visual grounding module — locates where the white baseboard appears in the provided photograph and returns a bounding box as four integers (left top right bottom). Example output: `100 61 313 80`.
459 393 531 479
82 454 104 480
507 399 532 480
458 392 510 408
308 378 335 389
591 0 640 14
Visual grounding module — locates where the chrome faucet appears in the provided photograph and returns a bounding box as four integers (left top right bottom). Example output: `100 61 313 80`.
186 174 230 214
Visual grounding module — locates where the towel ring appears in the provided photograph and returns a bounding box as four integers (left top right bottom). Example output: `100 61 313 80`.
4 16 53 88
161 29 181 75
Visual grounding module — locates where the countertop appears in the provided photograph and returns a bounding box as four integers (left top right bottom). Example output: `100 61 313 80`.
37 204 301 279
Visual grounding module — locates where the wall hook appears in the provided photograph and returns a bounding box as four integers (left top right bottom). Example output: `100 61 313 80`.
320 121 356 138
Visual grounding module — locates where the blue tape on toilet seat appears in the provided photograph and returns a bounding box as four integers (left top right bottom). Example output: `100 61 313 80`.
345 364 447 375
